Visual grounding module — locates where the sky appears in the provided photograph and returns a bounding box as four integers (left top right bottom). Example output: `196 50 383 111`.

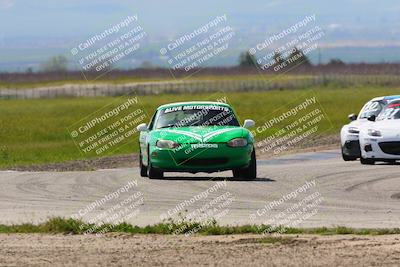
0 0 399 71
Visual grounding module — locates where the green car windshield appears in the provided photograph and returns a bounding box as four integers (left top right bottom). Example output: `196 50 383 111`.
155 105 240 129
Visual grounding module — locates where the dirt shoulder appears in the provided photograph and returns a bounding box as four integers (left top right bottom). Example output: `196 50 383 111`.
5 154 139 172
4 134 339 172
1 233 399 266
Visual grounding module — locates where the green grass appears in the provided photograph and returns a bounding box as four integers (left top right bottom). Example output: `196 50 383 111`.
0 217 399 235
1 84 400 168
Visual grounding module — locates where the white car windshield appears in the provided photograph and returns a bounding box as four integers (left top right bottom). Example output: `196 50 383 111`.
377 101 400 120
358 100 384 119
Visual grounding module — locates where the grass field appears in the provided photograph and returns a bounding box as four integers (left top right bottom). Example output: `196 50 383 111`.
1 84 399 168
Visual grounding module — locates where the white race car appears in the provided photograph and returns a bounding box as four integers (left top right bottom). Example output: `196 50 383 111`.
359 99 400 165
340 95 400 161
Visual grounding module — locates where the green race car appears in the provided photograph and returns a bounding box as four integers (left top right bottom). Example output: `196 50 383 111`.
136 101 256 179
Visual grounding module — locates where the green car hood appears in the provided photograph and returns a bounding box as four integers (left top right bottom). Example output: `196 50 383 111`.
151 126 250 144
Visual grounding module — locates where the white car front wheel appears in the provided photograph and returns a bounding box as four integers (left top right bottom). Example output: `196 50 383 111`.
360 157 375 165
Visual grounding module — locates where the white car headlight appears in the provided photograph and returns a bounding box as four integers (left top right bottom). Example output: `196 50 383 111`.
227 138 248 147
156 140 179 149
368 129 382 137
348 127 359 134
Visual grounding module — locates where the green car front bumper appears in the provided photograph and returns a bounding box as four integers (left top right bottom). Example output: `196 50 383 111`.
149 143 253 173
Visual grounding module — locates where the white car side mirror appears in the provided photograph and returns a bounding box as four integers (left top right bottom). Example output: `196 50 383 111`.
367 115 376 122
348 113 357 121
243 119 255 129
137 123 148 132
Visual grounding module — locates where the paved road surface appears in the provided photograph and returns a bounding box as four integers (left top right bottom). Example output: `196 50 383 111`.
1 150 399 228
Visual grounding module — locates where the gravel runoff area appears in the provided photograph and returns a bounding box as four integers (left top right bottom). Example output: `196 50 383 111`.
1 233 400 266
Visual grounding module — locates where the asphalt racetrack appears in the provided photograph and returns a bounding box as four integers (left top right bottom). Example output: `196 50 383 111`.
1 149 399 228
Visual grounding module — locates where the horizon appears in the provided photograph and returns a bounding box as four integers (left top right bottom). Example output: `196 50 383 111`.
1 0 400 71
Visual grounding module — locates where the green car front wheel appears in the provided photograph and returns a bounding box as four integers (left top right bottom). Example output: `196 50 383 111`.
232 149 256 179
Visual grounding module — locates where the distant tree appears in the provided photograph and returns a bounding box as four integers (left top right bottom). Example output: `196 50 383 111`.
25 67 33 73
40 55 68 72
140 61 157 69
327 58 345 66
286 47 311 68
239 51 258 67
273 51 285 66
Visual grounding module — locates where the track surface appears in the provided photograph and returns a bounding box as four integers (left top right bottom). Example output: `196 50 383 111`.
1 149 399 228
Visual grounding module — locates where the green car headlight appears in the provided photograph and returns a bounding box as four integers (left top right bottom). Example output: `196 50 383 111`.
227 138 248 147
156 139 179 149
